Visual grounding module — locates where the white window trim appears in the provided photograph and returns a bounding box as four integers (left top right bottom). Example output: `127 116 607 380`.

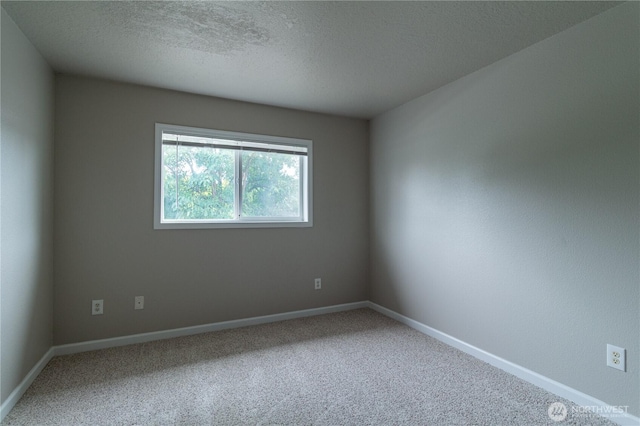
154 123 313 229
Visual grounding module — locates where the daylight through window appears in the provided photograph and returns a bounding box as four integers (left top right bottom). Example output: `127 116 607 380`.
154 123 312 229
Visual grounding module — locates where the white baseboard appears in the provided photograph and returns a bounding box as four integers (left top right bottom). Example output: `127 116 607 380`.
1 301 368 422
3 301 637 426
0 347 55 421
54 301 369 356
367 301 639 426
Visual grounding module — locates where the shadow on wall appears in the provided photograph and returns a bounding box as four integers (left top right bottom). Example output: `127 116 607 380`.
369 16 638 373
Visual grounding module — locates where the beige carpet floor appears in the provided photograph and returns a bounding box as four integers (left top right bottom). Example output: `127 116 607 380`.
3 308 615 425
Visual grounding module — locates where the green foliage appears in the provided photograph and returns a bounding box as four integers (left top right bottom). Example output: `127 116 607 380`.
163 145 301 220
241 151 300 217
163 145 235 220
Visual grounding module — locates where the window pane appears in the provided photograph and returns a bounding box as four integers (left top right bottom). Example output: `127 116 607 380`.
241 151 300 218
163 144 235 220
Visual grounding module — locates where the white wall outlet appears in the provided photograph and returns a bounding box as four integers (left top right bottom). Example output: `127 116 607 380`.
92 299 103 315
134 296 144 310
314 278 321 290
607 344 626 372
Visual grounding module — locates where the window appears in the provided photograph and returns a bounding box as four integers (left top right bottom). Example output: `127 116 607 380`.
154 123 312 229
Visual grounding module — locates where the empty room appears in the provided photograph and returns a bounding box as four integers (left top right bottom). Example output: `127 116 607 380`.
1 1 638 425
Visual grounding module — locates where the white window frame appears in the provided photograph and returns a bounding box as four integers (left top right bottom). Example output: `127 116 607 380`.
154 123 313 229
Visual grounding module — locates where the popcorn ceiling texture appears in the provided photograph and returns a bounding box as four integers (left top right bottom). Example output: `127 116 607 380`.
1 1 619 118
1 310 616 425
101 2 272 55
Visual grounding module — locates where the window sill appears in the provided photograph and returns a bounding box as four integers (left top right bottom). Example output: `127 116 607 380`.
153 220 313 230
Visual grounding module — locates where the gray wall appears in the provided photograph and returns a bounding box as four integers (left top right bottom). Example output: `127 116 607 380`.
54 76 369 345
0 10 55 404
370 2 638 415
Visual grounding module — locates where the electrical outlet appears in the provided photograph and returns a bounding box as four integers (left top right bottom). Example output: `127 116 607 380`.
92 299 103 315
134 296 144 310
607 344 626 372
314 278 321 290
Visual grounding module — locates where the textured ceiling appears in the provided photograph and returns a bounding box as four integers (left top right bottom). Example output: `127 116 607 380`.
1 1 620 119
